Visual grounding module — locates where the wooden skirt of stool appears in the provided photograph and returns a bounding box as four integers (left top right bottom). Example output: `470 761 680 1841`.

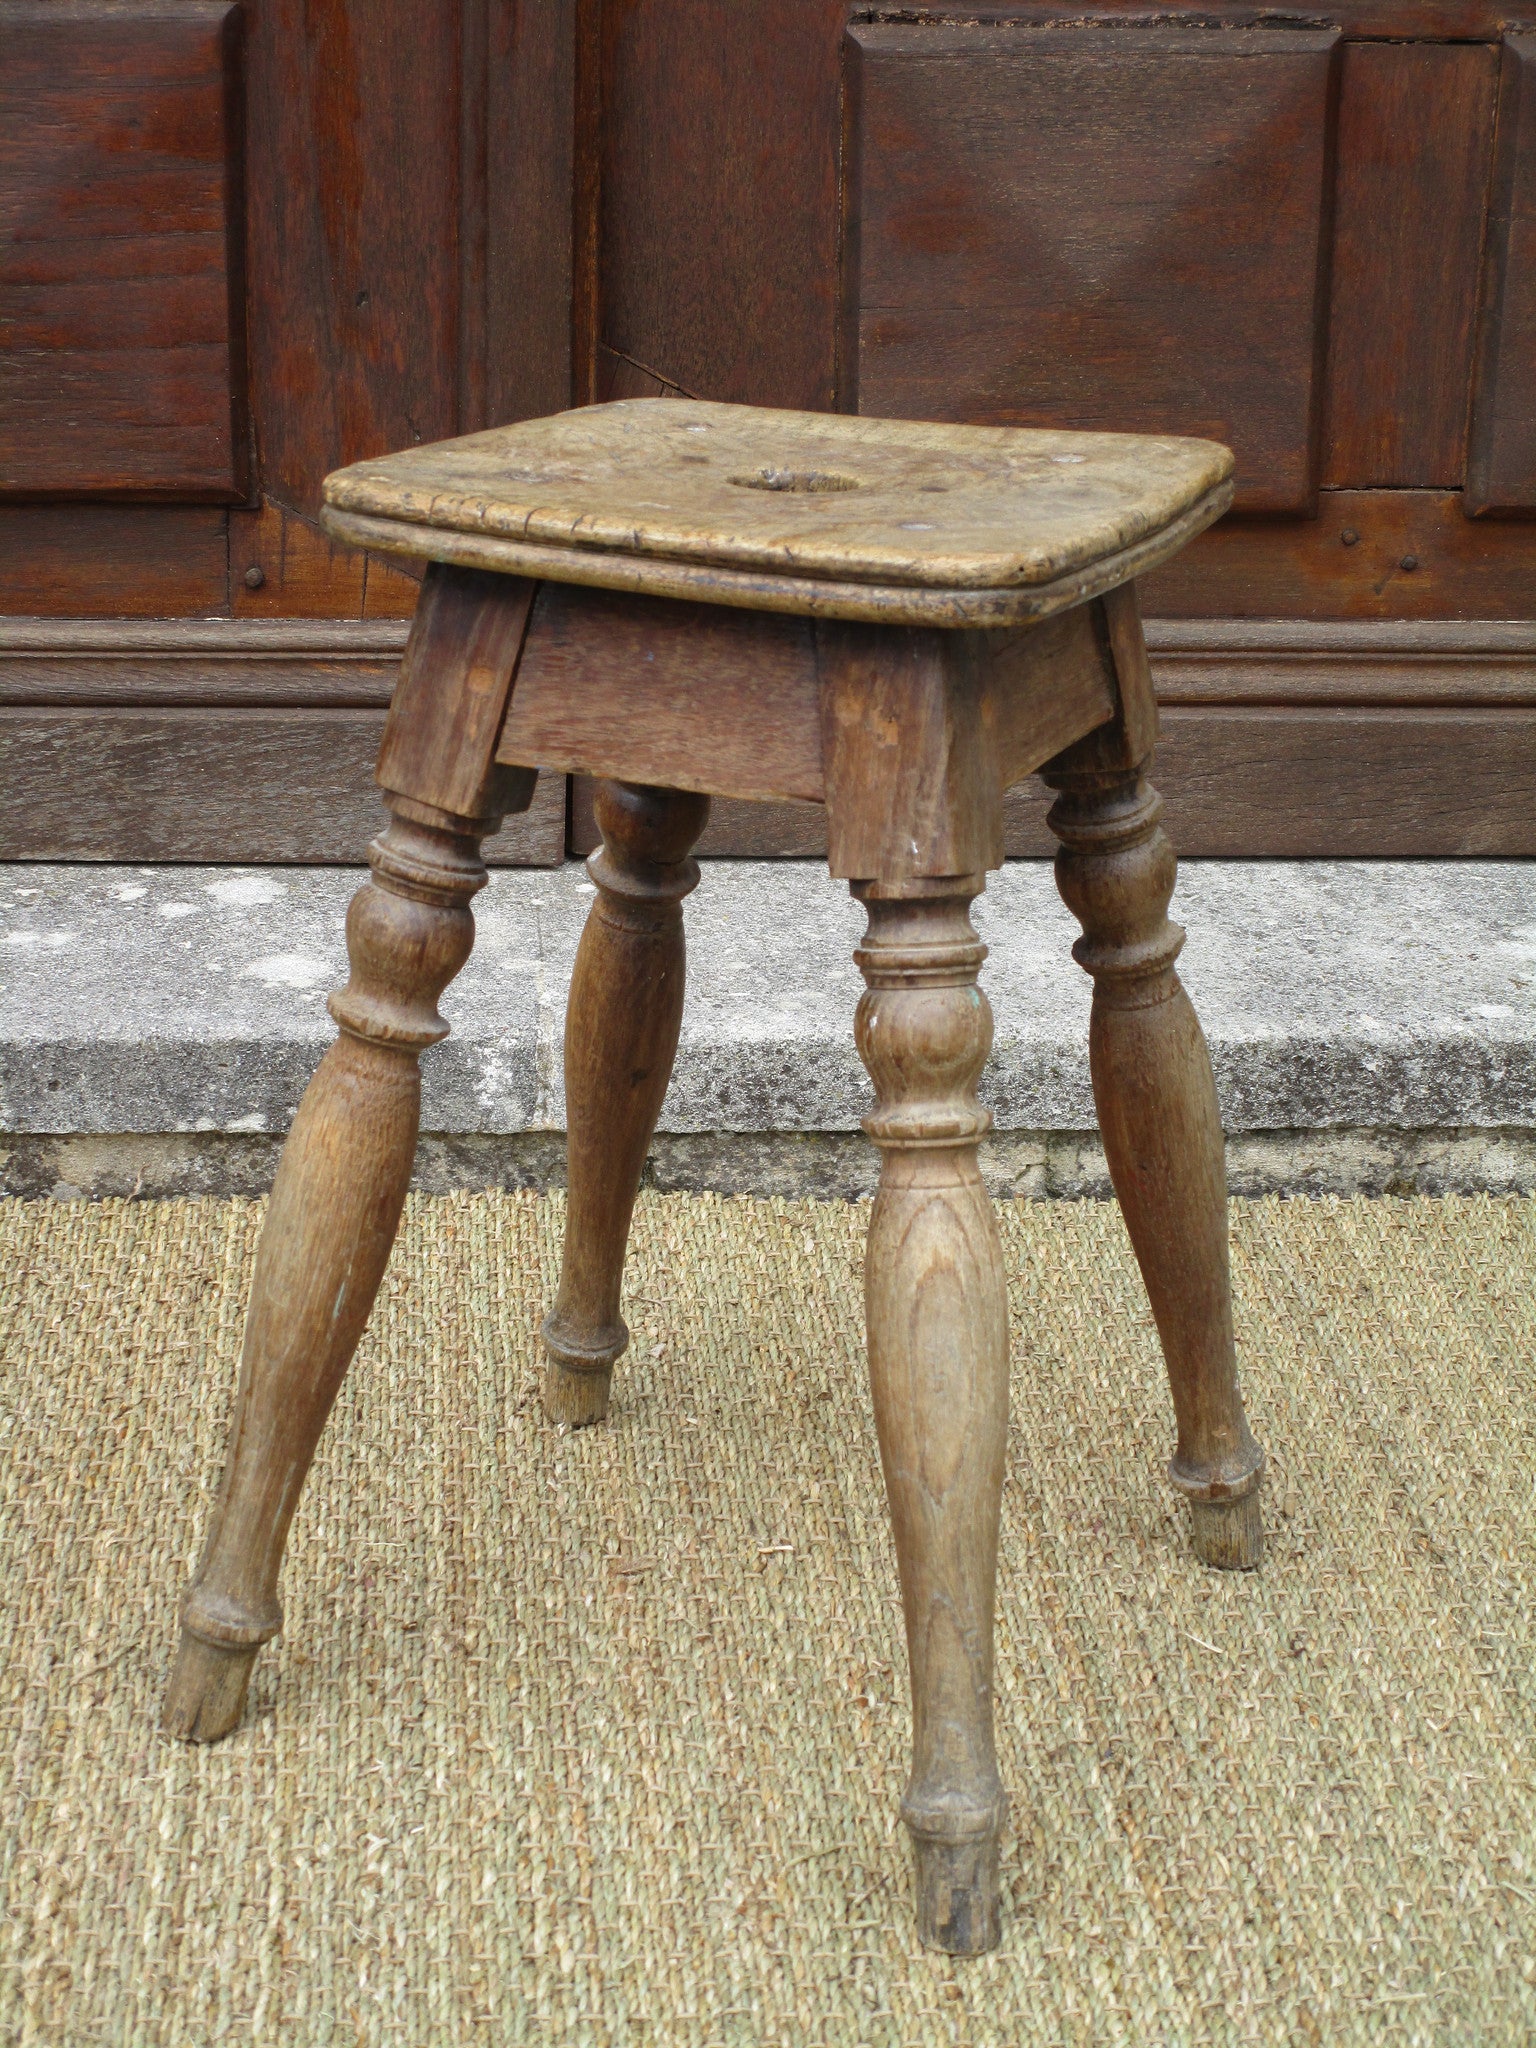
162 564 1264 1957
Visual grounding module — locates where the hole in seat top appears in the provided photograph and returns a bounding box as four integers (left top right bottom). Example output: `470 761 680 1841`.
728 468 861 494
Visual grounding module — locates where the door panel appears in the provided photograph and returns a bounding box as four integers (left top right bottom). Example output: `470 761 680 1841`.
845 23 1340 513
244 0 461 521
0 1 246 500
599 0 848 410
1468 36 1536 514
1323 41 1498 489
0 507 230 617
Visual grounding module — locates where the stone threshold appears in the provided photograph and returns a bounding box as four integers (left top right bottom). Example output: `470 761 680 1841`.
5 1125 1536 1203
0 857 1532 1199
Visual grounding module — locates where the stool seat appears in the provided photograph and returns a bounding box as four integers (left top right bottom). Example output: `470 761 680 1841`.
322 399 1234 626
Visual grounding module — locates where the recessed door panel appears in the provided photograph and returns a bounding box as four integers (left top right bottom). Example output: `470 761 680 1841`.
1468 36 1536 514
1323 41 1498 489
0 1 246 500
845 24 1340 514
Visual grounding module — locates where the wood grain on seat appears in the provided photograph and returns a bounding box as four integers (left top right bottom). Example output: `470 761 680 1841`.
321 399 1233 626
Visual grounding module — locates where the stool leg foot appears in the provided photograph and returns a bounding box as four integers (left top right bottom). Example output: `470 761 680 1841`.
854 884 1009 1955
912 1828 1002 1956
1188 1491 1264 1571
544 783 709 1428
163 807 490 1739
1046 762 1264 1569
540 1347 615 1429
162 1636 260 1743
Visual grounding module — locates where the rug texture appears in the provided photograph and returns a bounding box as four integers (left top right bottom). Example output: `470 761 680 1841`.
0 1191 1532 2046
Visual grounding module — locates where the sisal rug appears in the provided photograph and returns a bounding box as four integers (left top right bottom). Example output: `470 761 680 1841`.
0 1191 1533 2046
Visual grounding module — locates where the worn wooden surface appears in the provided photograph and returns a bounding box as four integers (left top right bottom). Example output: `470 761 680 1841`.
328 494 1231 630
501 583 825 800
164 799 492 1741
853 884 1008 1953
0 1 246 501
165 566 559 1737
375 564 536 824
1041 610 1264 1568
324 401 1233 627
1097 583 1158 764
1468 37 1536 517
1324 41 1497 490
847 23 1338 514
325 400 1233 596
818 625 1000 884
543 782 710 1428
980 606 1117 791
506 582 1113 807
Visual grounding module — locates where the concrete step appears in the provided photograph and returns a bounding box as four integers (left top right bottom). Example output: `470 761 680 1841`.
1 859 1532 1198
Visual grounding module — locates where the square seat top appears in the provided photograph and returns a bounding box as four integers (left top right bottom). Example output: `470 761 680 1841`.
321 401 1234 628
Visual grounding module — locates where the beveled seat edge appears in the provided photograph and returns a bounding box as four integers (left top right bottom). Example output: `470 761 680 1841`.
320 480 1233 630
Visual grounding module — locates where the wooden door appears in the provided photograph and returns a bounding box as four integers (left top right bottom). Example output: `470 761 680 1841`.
0 0 574 862
588 0 1536 858
4 0 1534 860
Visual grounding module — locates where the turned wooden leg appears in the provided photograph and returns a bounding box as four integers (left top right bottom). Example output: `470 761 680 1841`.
853 882 1009 1955
1045 758 1264 1569
163 799 489 1740
542 781 710 1426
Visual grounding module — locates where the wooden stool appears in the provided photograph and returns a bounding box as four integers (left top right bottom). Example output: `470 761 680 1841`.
163 401 1264 1955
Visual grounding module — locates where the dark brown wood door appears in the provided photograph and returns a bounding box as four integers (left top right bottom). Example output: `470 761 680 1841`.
4 0 1534 858
592 0 1536 858
0 0 574 862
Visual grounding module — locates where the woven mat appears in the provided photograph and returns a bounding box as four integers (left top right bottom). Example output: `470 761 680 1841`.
0 1192 1533 2045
